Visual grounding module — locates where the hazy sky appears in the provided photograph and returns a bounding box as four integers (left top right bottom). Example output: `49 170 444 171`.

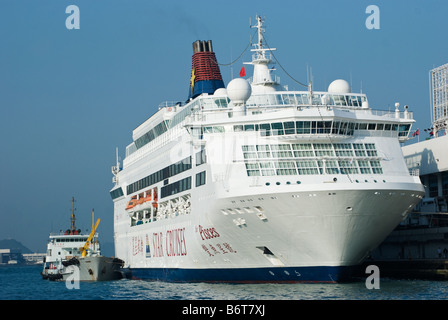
1 0 447 252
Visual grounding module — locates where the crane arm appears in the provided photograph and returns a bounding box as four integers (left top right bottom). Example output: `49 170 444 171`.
80 218 100 258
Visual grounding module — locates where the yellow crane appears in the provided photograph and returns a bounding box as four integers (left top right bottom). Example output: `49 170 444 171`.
80 209 100 258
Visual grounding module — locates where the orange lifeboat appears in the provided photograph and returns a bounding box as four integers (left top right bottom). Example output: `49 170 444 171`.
136 192 145 205
126 196 138 211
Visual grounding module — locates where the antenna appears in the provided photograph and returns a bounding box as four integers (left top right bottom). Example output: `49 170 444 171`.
92 208 96 253
70 197 76 232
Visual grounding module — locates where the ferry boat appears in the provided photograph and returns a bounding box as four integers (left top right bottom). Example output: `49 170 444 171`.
41 198 123 281
109 16 425 283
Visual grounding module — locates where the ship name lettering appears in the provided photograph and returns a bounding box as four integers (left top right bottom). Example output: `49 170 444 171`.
132 236 144 256
166 227 187 257
198 225 220 240
152 232 164 257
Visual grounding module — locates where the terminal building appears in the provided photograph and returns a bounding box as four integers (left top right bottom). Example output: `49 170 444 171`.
0 249 24 264
371 63 448 264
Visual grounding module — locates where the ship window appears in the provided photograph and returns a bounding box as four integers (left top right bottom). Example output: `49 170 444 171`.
195 171 206 187
257 145 270 151
274 161 296 175
271 144 292 158
358 123 368 130
339 160 359 174
334 143 353 157
296 160 319 175
398 124 411 137
324 160 340 174
365 143 378 157
338 122 349 135
350 96 361 107
110 187 124 200
244 124 255 131
161 177 191 198
353 144 366 157
260 123 271 136
242 143 383 177
256 145 271 158
260 162 275 176
358 160 371 174
283 121 295 134
271 122 284 135
292 143 312 150
242 145 255 152
331 121 340 134
243 152 257 159
315 121 332 134
127 156 192 195
370 160 383 174
384 123 392 130
196 149 206 166
296 121 311 134
314 143 334 157
246 163 260 176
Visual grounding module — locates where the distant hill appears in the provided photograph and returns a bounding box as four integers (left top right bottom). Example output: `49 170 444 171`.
0 239 33 253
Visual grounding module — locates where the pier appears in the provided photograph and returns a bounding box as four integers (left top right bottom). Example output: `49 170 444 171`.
359 259 448 280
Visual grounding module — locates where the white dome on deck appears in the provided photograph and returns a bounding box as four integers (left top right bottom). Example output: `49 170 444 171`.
227 78 251 105
214 88 227 96
328 79 351 94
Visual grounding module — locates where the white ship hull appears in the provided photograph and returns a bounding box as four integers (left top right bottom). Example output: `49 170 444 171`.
114 177 423 282
42 256 123 281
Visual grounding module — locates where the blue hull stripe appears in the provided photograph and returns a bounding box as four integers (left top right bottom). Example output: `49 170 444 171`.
128 266 355 283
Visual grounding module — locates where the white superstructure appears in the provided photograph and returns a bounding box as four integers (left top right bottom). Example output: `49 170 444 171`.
110 16 424 282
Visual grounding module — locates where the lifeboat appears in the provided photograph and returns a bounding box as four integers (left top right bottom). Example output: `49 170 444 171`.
126 187 158 216
126 196 138 211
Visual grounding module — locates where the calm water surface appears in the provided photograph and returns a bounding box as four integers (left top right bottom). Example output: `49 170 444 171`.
1 265 447 300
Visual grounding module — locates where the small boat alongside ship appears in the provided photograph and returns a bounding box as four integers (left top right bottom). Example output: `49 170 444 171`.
41 198 124 281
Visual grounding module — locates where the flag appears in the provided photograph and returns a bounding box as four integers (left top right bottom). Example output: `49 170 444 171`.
412 129 419 137
239 66 246 77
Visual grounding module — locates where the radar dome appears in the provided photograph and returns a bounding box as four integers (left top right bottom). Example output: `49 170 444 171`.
227 78 251 104
328 79 351 94
214 88 227 96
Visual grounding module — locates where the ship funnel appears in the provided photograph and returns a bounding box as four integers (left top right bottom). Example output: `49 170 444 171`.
188 40 225 100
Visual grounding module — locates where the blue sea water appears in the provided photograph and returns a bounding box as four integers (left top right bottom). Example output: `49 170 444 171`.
0 265 447 300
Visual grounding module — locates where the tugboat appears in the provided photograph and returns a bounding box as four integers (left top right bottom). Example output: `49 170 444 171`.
41 197 124 281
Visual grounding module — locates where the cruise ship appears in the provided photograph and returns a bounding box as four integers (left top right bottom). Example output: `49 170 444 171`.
109 16 425 282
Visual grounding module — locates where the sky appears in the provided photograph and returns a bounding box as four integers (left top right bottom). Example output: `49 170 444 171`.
1 0 447 252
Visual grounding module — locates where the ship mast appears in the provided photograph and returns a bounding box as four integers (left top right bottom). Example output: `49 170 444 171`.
70 197 76 232
245 15 279 93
